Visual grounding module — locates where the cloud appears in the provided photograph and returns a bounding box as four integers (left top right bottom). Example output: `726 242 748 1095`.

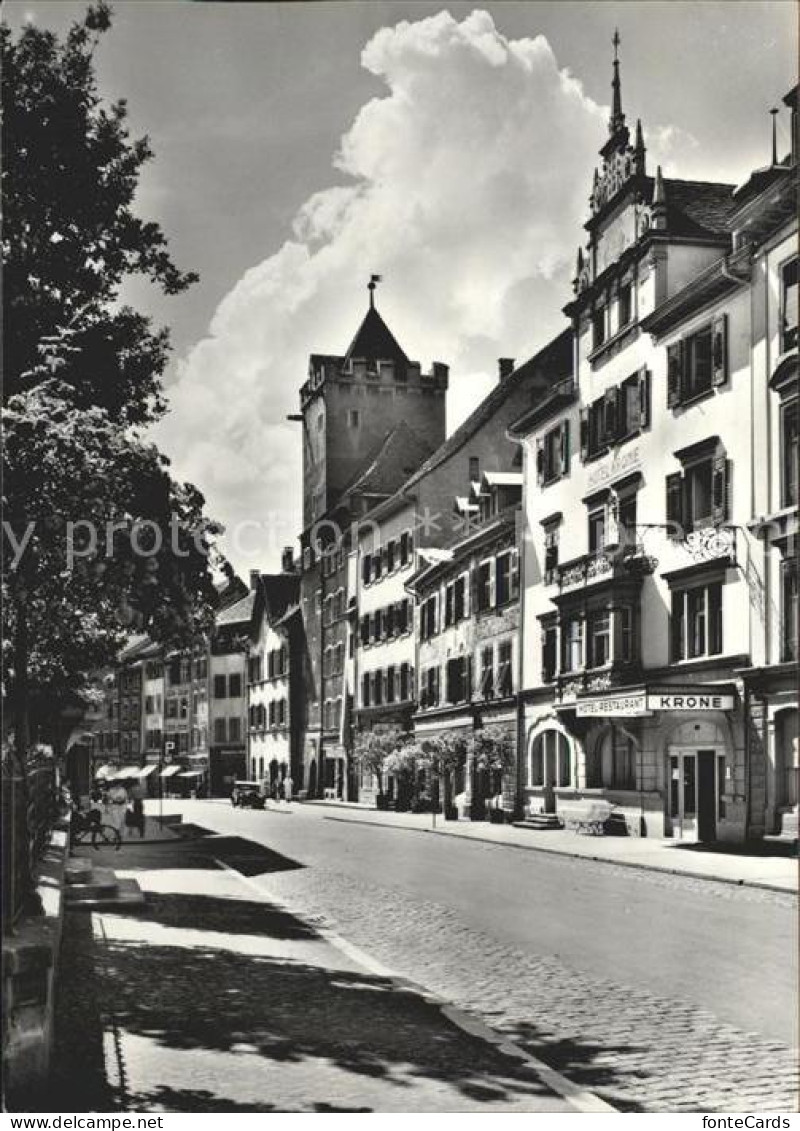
154 8 688 574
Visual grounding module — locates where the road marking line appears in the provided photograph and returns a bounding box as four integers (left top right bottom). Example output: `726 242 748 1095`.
212 854 617 1114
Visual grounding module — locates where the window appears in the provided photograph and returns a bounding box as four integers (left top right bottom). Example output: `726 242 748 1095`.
469 456 480 483
543 522 560 585
781 257 798 352
387 540 396 572
362 552 372 585
179 696 189 720
420 666 440 709
617 491 638 544
362 673 371 708
782 400 798 507
445 656 470 704
477 561 494 611
496 552 517 606
588 727 637 790
479 646 494 698
229 673 242 698
588 507 606 553
213 674 226 699
619 606 634 662
214 718 226 743
671 581 723 661
667 445 730 534
618 282 632 329
386 665 396 703
528 729 571 788
667 316 727 407
229 717 241 742
541 622 558 683
581 371 649 461
497 640 513 696
782 561 798 663
537 421 570 485
421 594 438 639
592 306 606 351
195 657 207 681
168 660 181 685
562 616 584 673
587 611 611 668
372 671 383 707
373 552 383 582
399 531 412 567
348 409 360 428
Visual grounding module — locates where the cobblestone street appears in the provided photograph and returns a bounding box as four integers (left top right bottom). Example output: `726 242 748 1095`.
162 803 798 1113
41 803 798 1113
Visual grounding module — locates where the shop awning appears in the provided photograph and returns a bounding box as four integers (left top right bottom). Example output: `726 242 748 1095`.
137 765 158 777
160 765 182 778
113 765 142 780
94 764 114 779
177 770 203 778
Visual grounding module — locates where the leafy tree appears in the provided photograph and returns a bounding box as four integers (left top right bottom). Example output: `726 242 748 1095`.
2 4 221 774
353 728 412 798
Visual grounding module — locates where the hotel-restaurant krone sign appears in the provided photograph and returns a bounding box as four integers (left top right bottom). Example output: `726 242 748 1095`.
576 689 736 717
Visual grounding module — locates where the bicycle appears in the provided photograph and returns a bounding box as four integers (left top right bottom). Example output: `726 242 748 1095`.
70 807 122 851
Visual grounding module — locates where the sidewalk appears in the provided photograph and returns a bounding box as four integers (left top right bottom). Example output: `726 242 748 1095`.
300 800 798 893
43 837 594 1114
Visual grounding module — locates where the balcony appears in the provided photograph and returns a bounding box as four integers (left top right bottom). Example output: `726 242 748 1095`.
556 662 644 700
557 545 656 595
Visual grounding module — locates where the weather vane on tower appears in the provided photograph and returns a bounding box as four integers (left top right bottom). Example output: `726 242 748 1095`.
368 274 382 308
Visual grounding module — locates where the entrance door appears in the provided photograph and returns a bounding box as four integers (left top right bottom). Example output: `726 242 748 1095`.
669 752 697 840
669 749 719 842
697 750 717 842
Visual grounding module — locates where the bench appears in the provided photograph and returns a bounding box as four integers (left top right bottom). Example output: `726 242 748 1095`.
559 799 614 835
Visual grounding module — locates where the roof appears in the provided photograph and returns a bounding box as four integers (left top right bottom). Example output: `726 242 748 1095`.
117 634 155 664
507 375 577 439
260 573 300 624
406 507 518 594
654 177 738 241
481 471 523 489
362 328 573 526
339 420 435 504
640 245 752 338
343 305 409 367
215 592 256 627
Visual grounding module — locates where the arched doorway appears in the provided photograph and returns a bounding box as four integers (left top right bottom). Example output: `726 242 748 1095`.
528 728 572 813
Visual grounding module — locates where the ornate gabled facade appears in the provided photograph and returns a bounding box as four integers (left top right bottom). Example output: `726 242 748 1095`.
514 45 797 844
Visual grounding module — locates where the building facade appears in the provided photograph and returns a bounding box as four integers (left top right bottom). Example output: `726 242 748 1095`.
512 54 797 843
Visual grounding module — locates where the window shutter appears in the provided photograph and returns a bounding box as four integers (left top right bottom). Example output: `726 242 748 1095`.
395 666 402 701
665 472 684 537
712 454 731 524
461 572 471 619
433 666 440 705
510 550 520 600
559 420 571 475
536 438 545 485
579 408 590 461
667 342 684 407
489 560 496 607
712 314 728 387
638 367 650 428
465 655 473 701
603 387 619 443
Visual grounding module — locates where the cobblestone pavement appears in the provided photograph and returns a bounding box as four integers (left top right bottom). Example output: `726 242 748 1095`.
257 862 799 1113
44 841 575 1114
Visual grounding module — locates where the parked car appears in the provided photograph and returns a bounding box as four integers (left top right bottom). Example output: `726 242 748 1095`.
230 781 266 810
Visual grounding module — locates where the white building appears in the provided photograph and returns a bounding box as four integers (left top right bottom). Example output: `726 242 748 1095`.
511 49 796 843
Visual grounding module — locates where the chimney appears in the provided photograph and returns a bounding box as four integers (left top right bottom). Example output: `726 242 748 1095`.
498 358 515 382
281 547 294 574
249 570 260 591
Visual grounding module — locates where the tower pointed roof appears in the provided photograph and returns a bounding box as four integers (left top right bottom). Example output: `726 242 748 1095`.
609 29 625 134
343 304 409 367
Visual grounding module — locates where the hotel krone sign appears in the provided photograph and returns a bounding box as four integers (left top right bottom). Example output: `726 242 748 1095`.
576 688 736 717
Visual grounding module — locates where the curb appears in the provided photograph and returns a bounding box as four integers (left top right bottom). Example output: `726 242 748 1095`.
317 812 795 895
213 854 616 1114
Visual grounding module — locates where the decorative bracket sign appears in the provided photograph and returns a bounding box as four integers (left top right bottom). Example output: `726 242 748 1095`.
577 688 736 717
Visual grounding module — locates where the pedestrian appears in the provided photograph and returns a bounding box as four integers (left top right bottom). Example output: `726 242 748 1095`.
284 774 293 803
107 780 128 837
128 778 146 839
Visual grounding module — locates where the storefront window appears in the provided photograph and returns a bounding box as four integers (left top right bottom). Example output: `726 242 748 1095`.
588 726 637 790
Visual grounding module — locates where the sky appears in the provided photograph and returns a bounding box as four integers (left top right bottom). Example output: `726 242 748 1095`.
6 0 797 574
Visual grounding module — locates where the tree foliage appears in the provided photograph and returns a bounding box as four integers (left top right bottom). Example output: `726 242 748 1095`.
1 4 220 759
